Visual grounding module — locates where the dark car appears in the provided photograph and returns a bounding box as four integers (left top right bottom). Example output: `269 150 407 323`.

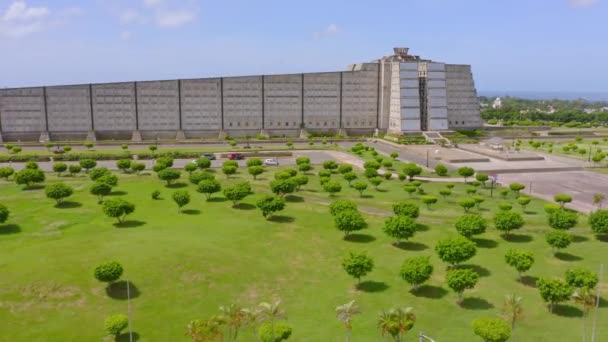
227 153 245 160
201 153 216 160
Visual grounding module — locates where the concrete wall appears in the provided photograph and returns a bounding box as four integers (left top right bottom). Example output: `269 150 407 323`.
387 62 402 134
264 74 302 130
0 87 46 133
426 63 448 131
399 62 421 131
223 76 263 130
136 80 179 131
445 64 481 129
342 63 378 129
303 72 340 129
180 78 221 131
92 82 137 133
46 84 92 133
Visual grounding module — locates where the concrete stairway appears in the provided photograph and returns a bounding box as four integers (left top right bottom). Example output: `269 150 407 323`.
423 131 452 147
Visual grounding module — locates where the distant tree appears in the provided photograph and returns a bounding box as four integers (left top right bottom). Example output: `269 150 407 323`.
149 145 158 152
403 185 417 197
369 177 383 190
509 183 525 197
439 189 452 199
292 174 308 191
298 163 312 173
63 145 72 153
0 204 10 224
454 214 487 238
343 171 357 185
84 142 94 150
398 173 407 181
352 181 368 197
565 268 599 289
335 300 361 342
548 210 577 230
104 314 129 338
498 202 513 211
318 170 332 178
116 159 131 173
25 161 38 169
435 236 477 267
458 198 476 213
390 152 399 160
189 170 214 185
341 251 374 284
121 144 128 151
466 187 478 196
554 194 573 208
172 190 190 213
195 157 211 170
499 189 509 199
446 183 455 189
323 160 339 171
377 307 416 341
256 195 286 219
402 163 422 180
270 179 297 197
494 211 525 235
446 268 479 304
52 162 67 177
45 142 55 151
329 200 358 216
589 209 608 236
258 321 292 342
79 159 97 172
229 140 237 147
102 198 135 224
14 168 45 188
223 160 238 168
593 193 605 209
334 210 366 237
247 158 263 167
98 173 119 187
517 196 531 210
338 164 353 174
0 167 15 180
475 173 489 187
152 162 168 173
392 201 420 218
472 195 485 209
471 317 511 342
435 164 448 176
223 182 252 206
323 180 342 196
363 161 381 170
295 156 310 165
222 165 237 179
382 160 393 169
94 261 123 284
400 256 433 291
11 146 22 154
45 183 74 204
457 167 475 182
151 190 161 200
383 215 417 244
130 162 145 175
504 249 535 281
157 169 181 185
68 164 82 176
89 167 111 181
501 294 523 332
248 165 265 180
363 168 378 179
197 179 222 200
421 195 438 209
184 162 197 175
537 277 573 312
545 230 573 255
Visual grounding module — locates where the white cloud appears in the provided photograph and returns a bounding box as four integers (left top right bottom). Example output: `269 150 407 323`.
116 0 197 29
155 10 195 28
0 1 49 37
569 0 598 8
120 30 133 40
314 24 340 39
120 9 145 25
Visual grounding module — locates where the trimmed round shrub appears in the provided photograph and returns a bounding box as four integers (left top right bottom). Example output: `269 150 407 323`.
589 209 608 235
471 317 511 342
548 210 578 230
104 314 129 337
258 321 292 342
498 202 513 211
454 214 487 238
94 261 123 283
392 201 420 218
494 211 524 235
329 199 357 216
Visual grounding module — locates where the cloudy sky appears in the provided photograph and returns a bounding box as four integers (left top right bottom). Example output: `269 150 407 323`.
0 0 606 92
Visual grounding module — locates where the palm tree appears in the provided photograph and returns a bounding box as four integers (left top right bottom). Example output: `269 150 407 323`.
501 294 523 342
219 304 246 341
257 300 287 342
240 307 261 342
377 307 416 342
336 300 361 342
186 316 224 342
572 287 597 342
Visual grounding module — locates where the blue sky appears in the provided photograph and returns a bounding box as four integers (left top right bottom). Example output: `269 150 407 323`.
0 0 606 92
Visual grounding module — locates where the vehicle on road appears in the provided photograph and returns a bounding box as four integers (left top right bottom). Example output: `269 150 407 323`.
201 153 216 160
227 153 245 160
264 158 279 166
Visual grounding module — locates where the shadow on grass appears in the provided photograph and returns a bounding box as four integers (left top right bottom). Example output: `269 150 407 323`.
0 224 21 235
109 190 128 196
207 197 227 203
375 188 389 193
461 264 491 277
116 332 140 342
234 203 255 210
356 280 389 293
414 285 448 299
521 275 538 288
285 195 304 203
596 235 608 242
555 252 583 262
166 182 188 189
416 223 430 232
502 233 533 243
360 194 374 199
553 304 583 318
106 281 141 300
23 185 45 191
599 296 608 308
268 215 295 223
344 234 376 243
523 210 538 215
114 220 146 228
572 235 588 243
182 209 201 215
472 238 498 249
55 201 82 209
461 297 495 310
395 241 428 251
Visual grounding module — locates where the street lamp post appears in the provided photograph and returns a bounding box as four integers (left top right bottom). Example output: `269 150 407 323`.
419 332 436 342
426 149 429 168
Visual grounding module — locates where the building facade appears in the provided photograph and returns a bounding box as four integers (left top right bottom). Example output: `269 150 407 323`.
0 48 481 142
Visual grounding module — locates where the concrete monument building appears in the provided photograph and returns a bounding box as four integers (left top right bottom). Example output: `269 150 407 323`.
0 47 481 142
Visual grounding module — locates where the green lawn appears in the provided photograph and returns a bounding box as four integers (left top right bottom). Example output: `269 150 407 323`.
0 165 607 341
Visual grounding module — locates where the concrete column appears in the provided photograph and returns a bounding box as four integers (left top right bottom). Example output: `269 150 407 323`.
176 130 186 140
132 81 140 141
39 131 50 142
131 130 142 141
86 131 97 141
40 86 50 142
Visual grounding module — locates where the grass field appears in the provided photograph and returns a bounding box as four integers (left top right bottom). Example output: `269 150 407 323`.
0 163 606 341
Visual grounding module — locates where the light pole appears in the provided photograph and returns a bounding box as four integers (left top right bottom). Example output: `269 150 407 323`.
426 149 429 168
419 332 436 342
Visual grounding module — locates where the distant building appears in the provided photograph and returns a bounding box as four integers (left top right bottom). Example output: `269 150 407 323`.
0 47 482 142
492 97 502 109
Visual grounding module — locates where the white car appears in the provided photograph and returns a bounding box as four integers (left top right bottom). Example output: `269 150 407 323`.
264 158 279 166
